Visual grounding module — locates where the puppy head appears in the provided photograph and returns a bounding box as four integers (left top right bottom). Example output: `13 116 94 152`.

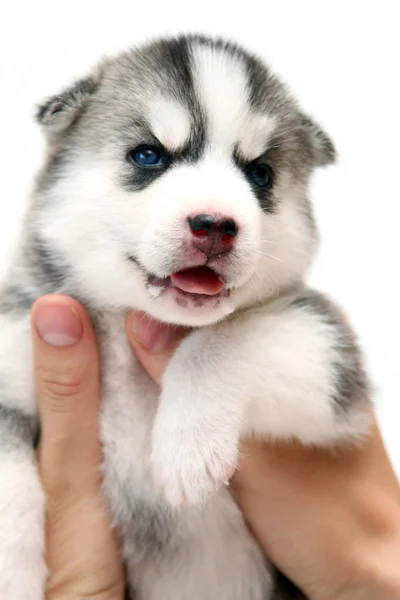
34 35 335 326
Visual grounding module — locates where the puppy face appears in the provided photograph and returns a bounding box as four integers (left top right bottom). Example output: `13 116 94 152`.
34 35 335 326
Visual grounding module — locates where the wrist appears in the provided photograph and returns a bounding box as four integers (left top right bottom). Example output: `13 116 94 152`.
326 494 400 600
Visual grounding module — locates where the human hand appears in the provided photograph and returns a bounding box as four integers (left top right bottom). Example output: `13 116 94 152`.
232 424 400 600
32 295 125 600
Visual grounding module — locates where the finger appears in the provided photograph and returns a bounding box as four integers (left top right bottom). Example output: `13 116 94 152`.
126 311 188 384
31 295 101 496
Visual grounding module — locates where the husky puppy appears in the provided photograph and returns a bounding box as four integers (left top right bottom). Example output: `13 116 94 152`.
0 35 370 599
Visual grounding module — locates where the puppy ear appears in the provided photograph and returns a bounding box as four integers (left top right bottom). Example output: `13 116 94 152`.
300 114 336 166
36 76 99 134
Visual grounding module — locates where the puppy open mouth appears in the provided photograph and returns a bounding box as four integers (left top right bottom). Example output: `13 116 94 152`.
148 266 230 306
171 267 225 295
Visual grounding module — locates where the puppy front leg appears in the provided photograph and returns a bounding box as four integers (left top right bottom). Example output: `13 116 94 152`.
151 329 247 506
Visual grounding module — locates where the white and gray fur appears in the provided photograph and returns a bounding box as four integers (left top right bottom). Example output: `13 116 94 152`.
0 35 370 599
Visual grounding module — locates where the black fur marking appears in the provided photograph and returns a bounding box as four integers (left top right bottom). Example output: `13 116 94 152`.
122 160 173 192
0 235 68 318
0 284 38 314
234 149 276 213
0 404 37 449
28 232 68 290
0 233 68 318
175 296 188 308
291 290 369 411
100 436 178 561
115 493 177 559
126 253 143 269
243 52 286 114
152 37 194 101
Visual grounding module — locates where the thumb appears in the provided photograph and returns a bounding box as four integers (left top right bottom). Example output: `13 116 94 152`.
31 295 101 496
126 312 188 385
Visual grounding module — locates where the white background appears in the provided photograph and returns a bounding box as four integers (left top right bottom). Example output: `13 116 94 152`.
0 1 399 475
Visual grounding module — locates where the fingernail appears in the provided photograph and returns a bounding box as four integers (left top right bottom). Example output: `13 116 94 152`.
35 303 83 347
130 313 175 353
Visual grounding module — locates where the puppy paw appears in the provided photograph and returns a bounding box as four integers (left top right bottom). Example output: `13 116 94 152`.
151 418 238 507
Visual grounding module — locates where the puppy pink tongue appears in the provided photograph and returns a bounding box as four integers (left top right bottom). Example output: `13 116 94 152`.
171 267 224 296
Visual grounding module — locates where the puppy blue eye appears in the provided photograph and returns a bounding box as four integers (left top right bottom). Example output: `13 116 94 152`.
247 163 272 188
129 146 163 167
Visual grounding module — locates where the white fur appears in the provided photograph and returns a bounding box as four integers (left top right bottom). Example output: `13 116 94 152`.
148 98 191 151
193 45 249 149
238 114 277 160
128 494 272 600
0 449 46 599
0 314 35 414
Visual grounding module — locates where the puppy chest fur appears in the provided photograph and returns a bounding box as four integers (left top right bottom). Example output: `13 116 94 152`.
0 34 370 600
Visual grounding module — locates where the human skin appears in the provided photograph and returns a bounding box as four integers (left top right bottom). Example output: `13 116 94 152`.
31 295 400 599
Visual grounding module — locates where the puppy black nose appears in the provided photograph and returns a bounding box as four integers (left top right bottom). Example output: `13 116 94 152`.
188 214 239 257
189 214 216 236
189 214 239 238
220 218 239 238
